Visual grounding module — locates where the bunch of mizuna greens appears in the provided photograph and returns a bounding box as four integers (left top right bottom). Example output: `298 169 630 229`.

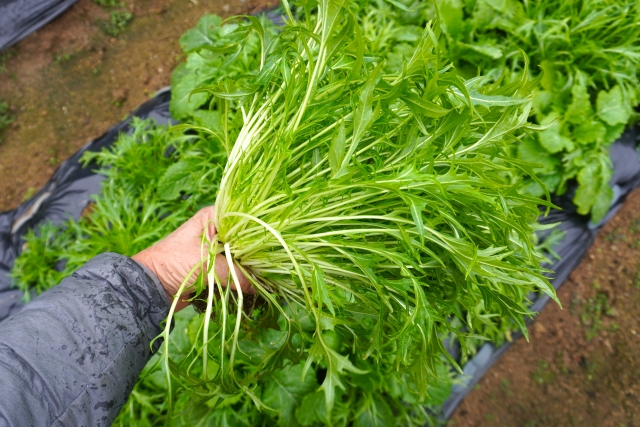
431 0 640 222
9 0 567 425
159 0 557 422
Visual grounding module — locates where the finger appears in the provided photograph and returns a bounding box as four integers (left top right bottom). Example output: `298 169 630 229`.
193 207 255 294
194 206 217 241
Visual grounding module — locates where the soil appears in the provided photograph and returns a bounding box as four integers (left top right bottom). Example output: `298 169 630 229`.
450 187 640 427
0 0 273 212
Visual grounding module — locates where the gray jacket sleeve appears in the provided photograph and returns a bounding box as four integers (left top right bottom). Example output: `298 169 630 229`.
0 252 171 427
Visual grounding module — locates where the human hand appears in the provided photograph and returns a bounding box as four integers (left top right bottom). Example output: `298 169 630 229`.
132 206 253 311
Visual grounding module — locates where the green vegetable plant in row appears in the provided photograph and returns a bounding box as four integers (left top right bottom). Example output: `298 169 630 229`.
433 0 640 222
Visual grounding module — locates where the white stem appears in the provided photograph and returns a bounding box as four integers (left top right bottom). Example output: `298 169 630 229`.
225 243 244 376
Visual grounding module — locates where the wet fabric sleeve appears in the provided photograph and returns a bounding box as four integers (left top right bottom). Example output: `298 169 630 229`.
0 252 171 427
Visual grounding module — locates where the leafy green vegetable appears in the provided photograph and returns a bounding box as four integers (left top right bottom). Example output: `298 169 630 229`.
12 118 224 296
12 221 72 300
428 0 640 222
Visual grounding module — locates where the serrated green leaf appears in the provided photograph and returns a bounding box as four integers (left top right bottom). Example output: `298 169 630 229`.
604 122 626 143
573 119 606 145
591 183 614 224
564 83 593 124
573 162 604 217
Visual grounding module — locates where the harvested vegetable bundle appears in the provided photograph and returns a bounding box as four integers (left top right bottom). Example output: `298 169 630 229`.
160 0 556 417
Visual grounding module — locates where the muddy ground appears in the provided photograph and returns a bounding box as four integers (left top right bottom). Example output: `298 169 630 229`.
1 2 640 427
0 0 271 211
450 187 640 427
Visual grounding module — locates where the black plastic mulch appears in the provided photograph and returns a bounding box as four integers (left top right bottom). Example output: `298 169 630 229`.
0 0 78 52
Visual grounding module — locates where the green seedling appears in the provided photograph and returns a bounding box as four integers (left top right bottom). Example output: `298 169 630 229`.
531 360 556 386
580 291 614 340
97 11 133 37
0 100 15 143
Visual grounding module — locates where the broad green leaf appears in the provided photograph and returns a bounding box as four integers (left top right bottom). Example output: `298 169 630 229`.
157 158 199 200
170 62 190 86
591 182 614 223
438 0 465 37
573 120 606 145
193 110 223 132
179 15 223 52
538 114 574 154
597 86 630 126
539 60 555 91
394 25 423 42
532 90 553 116
262 364 318 427
295 391 327 426
353 394 395 427
604 122 626 143
517 137 559 173
484 0 507 12
169 73 208 120
573 162 603 216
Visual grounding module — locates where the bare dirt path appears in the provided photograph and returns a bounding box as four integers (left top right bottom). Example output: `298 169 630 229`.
450 187 640 427
0 0 273 211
